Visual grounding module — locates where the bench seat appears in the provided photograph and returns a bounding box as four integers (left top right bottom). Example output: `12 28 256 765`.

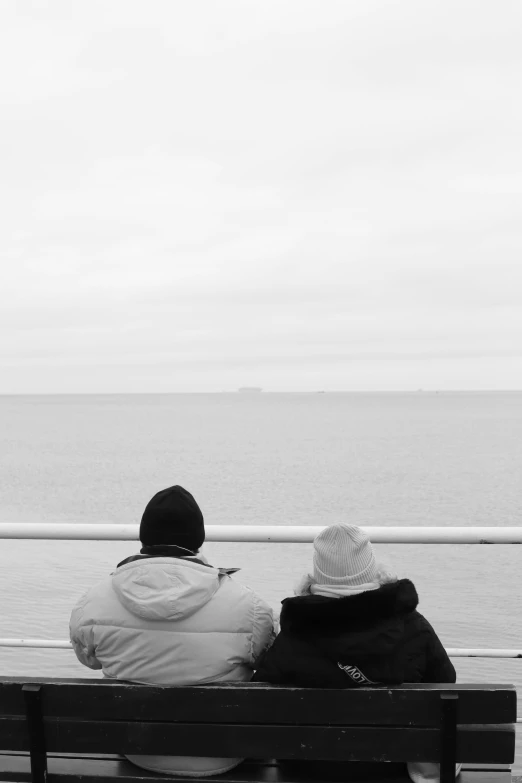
0 753 513 783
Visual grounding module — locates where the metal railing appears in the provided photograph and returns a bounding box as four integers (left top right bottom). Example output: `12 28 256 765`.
1 523 521 543
1 523 521 659
0 638 521 658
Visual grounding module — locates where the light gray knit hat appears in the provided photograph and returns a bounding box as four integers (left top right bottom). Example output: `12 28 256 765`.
312 523 379 587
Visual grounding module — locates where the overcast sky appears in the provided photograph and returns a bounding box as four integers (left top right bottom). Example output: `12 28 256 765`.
1 0 521 392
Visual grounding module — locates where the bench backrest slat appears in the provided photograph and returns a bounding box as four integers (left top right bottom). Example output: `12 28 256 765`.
0 680 516 727
0 718 515 763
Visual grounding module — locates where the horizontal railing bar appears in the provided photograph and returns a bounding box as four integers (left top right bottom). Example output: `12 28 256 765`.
0 639 73 648
0 523 521 543
448 649 522 658
0 639 521 657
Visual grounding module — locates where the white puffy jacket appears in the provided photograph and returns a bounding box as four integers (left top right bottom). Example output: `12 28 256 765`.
70 555 274 776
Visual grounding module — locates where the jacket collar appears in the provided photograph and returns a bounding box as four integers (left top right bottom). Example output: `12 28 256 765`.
116 546 240 574
280 578 419 633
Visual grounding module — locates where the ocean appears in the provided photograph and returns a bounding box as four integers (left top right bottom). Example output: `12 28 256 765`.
0 392 520 769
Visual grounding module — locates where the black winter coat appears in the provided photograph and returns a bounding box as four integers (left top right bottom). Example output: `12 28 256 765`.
253 579 455 687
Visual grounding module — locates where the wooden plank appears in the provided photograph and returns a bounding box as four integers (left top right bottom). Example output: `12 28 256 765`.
0 755 513 783
0 719 515 763
0 755 412 783
0 681 516 727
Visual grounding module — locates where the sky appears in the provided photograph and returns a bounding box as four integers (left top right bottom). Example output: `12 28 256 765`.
1 0 522 393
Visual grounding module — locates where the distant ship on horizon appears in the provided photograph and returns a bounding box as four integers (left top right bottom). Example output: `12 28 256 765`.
238 387 263 393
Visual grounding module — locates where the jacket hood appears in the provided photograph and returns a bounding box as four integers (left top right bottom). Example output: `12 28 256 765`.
112 557 222 621
280 579 418 649
279 579 419 666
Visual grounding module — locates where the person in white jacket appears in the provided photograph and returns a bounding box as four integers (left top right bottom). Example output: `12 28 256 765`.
70 485 275 777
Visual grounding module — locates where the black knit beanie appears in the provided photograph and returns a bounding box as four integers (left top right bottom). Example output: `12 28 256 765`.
139 485 205 551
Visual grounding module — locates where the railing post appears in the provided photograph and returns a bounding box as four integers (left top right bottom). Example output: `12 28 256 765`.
22 684 47 783
440 693 458 783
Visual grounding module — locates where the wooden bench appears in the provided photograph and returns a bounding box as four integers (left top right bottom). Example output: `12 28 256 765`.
0 678 516 783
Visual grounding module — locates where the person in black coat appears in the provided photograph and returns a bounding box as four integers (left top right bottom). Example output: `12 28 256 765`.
253 524 458 783
254 523 455 687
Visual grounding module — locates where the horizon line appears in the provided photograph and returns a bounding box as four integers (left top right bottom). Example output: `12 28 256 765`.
1 389 522 396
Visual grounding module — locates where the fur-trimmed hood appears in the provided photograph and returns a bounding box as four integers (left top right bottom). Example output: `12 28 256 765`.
280 579 419 635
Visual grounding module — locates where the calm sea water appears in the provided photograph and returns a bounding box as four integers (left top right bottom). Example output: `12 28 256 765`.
0 392 520 769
